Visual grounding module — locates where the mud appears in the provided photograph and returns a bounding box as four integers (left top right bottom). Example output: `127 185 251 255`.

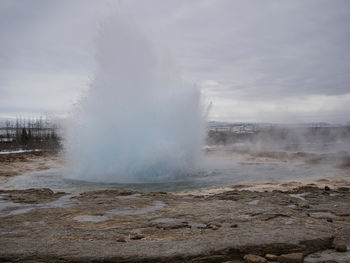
0 186 349 262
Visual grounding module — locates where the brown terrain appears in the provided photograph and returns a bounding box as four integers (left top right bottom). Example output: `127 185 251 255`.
0 151 64 184
0 151 349 263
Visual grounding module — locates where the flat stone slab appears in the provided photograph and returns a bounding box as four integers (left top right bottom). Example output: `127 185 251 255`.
0 186 349 262
304 249 350 263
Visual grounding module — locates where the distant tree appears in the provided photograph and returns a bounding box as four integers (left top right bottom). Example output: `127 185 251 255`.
51 130 57 140
15 118 20 142
5 120 11 139
28 129 32 142
21 128 28 145
0 115 61 150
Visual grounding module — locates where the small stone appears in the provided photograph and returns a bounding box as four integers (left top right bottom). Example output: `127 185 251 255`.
116 237 126 242
265 253 278 261
209 224 220 230
243 254 268 263
230 223 238 228
130 234 144 240
324 186 330 191
278 252 303 263
335 242 347 252
326 218 333 222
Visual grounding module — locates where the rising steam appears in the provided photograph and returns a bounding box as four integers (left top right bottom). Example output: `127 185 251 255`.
65 14 204 183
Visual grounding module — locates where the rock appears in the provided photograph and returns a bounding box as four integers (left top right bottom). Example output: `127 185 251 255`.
230 223 238 228
265 253 278 261
335 242 347 252
243 254 268 263
116 237 126 242
304 249 350 263
130 234 144 240
278 252 304 263
324 186 330 191
208 224 220 230
155 222 189 230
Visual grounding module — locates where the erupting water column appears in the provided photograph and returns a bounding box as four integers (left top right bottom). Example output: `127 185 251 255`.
65 14 204 183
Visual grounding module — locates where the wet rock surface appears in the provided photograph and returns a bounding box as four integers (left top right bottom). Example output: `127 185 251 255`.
0 186 349 262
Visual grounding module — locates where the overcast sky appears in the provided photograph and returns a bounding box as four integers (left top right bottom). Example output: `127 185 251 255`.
1 0 349 123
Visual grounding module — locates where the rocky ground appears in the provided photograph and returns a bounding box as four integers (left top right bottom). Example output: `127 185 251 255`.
0 151 349 262
0 185 349 262
0 151 63 184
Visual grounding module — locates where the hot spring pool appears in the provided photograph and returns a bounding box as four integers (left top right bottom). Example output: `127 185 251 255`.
0 156 343 192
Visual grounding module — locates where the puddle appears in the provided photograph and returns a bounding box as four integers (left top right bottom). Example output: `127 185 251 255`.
116 193 141 199
0 199 22 210
5 207 34 216
188 222 207 229
247 199 259 205
38 194 78 208
150 217 183 223
107 201 165 215
218 200 236 204
284 219 294 225
289 193 309 201
237 214 251 220
0 198 32 217
0 193 78 217
73 215 108 223
0 198 34 217
219 222 233 227
309 212 338 219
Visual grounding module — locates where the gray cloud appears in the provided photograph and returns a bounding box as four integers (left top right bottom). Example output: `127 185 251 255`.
0 0 349 122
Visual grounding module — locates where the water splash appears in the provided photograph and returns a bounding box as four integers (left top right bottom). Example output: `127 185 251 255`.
65 14 204 183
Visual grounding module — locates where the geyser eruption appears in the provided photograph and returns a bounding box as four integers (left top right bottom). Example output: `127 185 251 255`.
65 15 204 183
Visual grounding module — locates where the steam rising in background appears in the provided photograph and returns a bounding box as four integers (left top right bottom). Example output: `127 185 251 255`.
65 14 204 183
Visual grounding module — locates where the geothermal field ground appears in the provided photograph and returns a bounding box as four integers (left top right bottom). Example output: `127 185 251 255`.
1 2 350 263
0 131 350 263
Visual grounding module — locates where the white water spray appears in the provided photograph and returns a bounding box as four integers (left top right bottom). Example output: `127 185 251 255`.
65 15 204 183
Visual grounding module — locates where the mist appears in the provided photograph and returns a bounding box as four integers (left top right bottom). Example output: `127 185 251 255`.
206 123 350 169
64 14 204 183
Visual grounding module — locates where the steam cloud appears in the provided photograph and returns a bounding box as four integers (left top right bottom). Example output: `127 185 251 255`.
65 14 204 183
